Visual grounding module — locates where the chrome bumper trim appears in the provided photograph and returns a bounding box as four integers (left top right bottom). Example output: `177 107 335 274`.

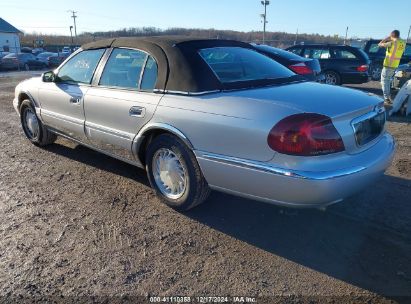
198 152 368 181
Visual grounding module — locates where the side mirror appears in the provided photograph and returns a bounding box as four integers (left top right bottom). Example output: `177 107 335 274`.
42 71 55 83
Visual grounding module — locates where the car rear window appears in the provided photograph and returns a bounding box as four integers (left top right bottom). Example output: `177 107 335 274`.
198 47 295 83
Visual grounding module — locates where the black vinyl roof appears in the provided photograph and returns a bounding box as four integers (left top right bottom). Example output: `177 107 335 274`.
82 36 254 93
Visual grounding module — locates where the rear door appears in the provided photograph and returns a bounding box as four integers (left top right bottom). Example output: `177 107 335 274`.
83 48 162 162
38 49 105 141
302 47 333 72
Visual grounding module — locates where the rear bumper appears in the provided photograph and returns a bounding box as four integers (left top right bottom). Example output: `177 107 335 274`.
341 73 371 84
342 73 370 84
195 133 395 208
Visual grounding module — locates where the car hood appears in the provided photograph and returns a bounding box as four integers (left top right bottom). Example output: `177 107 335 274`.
396 63 411 72
225 81 382 118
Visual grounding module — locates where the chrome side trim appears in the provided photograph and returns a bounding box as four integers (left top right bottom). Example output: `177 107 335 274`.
85 121 133 140
153 89 221 96
40 109 83 126
196 151 367 181
47 128 143 168
210 184 343 208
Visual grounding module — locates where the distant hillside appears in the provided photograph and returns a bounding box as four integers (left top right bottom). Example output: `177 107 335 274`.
21 27 347 49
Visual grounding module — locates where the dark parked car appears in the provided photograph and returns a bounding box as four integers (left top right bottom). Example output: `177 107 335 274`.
32 48 45 57
1 53 47 71
252 44 323 81
363 39 411 80
36 52 59 67
48 54 67 68
286 44 370 85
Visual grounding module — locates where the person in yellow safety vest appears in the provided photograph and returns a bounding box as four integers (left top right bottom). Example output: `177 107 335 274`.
378 30 406 103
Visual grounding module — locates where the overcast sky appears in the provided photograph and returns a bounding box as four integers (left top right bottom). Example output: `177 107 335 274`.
2 0 410 39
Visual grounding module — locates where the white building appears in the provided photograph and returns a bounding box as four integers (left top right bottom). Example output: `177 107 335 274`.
0 18 21 53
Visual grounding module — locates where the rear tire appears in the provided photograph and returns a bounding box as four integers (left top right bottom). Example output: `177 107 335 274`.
370 65 382 81
20 100 56 146
324 70 341 85
146 134 210 211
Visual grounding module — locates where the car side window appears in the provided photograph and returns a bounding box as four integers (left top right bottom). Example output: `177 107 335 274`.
303 48 331 59
57 49 105 84
140 55 158 91
368 43 386 56
334 49 357 59
288 47 302 55
404 45 411 57
99 48 148 89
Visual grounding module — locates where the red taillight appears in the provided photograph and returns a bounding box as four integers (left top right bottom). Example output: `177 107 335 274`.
356 65 368 72
288 62 313 75
267 113 345 156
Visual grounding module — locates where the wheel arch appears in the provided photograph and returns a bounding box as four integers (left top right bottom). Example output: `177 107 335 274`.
133 123 194 167
17 91 39 112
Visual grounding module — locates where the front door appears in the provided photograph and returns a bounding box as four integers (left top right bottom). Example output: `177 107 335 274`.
83 48 162 162
38 49 105 141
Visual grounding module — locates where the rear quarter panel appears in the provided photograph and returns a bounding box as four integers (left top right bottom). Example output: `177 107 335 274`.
152 92 299 161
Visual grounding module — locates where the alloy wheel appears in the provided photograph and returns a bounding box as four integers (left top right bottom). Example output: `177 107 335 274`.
325 72 337 85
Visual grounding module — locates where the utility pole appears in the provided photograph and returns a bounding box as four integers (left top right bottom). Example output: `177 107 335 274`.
294 28 299 45
344 26 349 45
69 26 74 46
68 10 78 41
260 0 270 44
407 25 411 42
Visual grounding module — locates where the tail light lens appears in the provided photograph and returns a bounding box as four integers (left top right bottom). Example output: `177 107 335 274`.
268 113 345 156
356 65 368 72
288 62 313 75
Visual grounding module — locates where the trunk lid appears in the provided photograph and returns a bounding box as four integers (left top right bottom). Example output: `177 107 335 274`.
227 81 384 154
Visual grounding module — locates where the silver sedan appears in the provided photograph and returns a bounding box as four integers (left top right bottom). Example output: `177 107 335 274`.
13 37 395 210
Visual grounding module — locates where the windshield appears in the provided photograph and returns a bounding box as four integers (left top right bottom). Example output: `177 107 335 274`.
198 47 295 84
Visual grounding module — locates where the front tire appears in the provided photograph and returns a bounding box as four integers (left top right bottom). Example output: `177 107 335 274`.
146 134 210 211
20 100 56 146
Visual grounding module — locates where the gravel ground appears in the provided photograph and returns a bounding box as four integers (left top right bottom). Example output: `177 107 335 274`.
0 72 410 303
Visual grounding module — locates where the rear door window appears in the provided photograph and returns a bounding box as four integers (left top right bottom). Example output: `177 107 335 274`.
140 55 158 90
303 48 331 59
333 49 358 59
288 47 303 56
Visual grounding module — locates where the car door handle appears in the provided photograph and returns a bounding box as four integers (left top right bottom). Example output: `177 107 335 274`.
69 97 81 104
129 106 145 117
